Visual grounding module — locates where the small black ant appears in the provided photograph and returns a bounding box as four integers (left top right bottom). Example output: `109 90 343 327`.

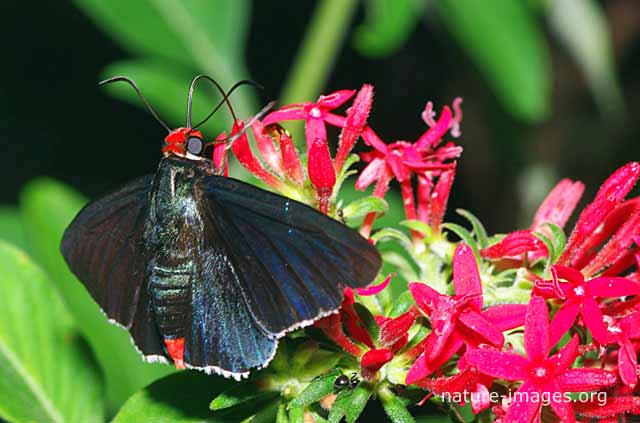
333 372 360 390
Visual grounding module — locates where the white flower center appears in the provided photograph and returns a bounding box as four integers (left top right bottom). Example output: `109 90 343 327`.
310 107 322 118
573 286 585 297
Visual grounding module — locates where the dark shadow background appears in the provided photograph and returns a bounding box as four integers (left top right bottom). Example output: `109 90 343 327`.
2 0 639 234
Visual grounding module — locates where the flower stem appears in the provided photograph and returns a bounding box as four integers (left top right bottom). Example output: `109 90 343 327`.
280 0 359 144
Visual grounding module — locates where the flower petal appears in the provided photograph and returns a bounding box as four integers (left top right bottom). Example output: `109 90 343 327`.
213 131 228 176
251 121 284 176
504 381 542 423
416 105 452 151
361 348 393 371
277 130 304 185
545 382 576 423
548 335 579 371
557 368 618 392
588 277 640 297
580 297 608 344
230 122 284 190
531 178 585 230
465 349 528 380
549 302 580 347
559 162 640 268
430 166 456 232
453 243 483 307
307 136 336 214
405 350 432 385
316 89 356 109
482 304 527 331
409 282 444 315
261 107 306 126
361 126 388 153
379 310 416 348
356 274 391 296
334 84 373 172
480 230 546 260
618 338 638 388
458 309 504 347
525 295 551 360
355 158 385 191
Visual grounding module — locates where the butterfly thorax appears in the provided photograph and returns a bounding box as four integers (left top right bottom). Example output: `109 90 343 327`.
143 156 210 339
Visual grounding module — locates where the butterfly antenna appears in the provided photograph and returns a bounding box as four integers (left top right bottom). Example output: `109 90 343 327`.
191 78 264 130
99 76 171 133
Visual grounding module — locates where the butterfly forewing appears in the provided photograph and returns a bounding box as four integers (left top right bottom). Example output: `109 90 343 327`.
61 175 153 327
196 175 382 336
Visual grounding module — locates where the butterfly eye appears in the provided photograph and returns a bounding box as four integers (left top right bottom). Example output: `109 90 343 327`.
186 137 204 156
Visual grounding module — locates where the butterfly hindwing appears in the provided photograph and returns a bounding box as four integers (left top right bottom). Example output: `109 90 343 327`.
184 240 277 376
61 175 165 359
195 175 382 337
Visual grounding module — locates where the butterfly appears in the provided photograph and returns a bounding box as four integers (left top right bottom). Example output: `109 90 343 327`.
60 76 382 380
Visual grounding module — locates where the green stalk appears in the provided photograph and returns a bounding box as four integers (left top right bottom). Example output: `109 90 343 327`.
280 0 360 143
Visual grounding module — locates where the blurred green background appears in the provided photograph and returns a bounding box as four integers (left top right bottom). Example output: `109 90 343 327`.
1 0 639 421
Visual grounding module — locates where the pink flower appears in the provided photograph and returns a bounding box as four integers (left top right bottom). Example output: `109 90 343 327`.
604 312 640 388
356 101 463 239
230 121 287 191
534 264 640 345
481 178 584 263
315 276 418 381
405 244 526 384
558 162 640 275
466 296 618 423
416 365 493 414
259 85 373 212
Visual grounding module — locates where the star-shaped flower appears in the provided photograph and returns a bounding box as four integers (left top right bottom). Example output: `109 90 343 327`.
356 101 462 238
535 264 640 346
604 312 640 387
405 243 526 384
466 296 617 423
261 85 373 212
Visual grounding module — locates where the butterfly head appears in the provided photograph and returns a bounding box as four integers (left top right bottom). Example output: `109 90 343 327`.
162 127 206 159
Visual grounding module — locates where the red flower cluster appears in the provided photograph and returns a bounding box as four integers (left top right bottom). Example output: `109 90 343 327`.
218 85 640 422
222 85 373 214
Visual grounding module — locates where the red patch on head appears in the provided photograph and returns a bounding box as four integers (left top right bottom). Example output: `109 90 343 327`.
163 128 203 155
164 337 185 369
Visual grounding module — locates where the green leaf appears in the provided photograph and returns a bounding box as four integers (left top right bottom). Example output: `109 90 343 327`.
547 0 624 119
19 179 173 410
72 0 255 128
276 401 289 423
0 241 105 423
290 370 339 408
400 220 434 240
329 383 371 423
371 228 413 251
345 384 372 423
440 223 479 259
113 371 233 423
389 290 416 318
379 386 416 423
353 0 422 57
538 223 566 264
342 196 388 222
455 209 489 249
288 403 305 423
437 0 551 122
248 400 280 423
0 207 27 251
210 381 278 411
382 251 418 282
